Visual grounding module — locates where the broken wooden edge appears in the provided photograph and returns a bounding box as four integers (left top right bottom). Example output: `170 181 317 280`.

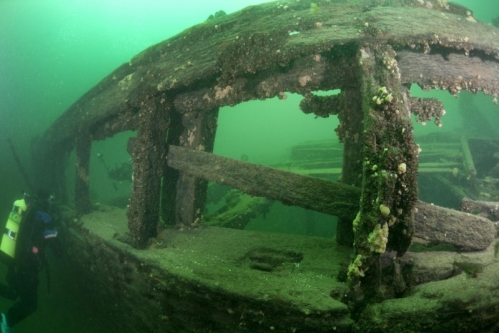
360 240 499 332
414 200 496 251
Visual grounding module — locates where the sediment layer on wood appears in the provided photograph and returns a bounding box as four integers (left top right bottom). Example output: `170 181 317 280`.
63 206 353 333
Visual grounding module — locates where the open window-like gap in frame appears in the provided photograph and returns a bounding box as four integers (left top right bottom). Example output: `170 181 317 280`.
206 90 343 238
88 131 136 210
411 85 499 210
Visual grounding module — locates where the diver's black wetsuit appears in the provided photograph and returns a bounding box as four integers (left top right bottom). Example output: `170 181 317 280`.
0 197 60 329
0 252 39 327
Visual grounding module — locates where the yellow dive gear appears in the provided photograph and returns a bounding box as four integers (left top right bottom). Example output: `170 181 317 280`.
1 199 28 259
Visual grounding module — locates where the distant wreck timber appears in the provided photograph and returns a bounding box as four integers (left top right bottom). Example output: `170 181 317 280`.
34 0 499 332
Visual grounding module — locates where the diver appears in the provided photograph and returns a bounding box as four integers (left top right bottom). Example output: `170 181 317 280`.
96 153 133 191
107 163 133 183
0 190 61 333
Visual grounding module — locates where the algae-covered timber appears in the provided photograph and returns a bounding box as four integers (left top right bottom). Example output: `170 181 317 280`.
33 0 499 332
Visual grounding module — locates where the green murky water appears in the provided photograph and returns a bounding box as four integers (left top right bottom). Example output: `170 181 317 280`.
0 0 498 332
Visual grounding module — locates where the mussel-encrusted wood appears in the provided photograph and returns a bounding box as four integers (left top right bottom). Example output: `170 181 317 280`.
34 1 499 332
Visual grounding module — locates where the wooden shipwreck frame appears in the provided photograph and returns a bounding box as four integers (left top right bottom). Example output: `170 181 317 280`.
33 0 499 332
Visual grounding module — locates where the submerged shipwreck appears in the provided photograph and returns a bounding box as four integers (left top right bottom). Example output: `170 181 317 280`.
33 0 499 332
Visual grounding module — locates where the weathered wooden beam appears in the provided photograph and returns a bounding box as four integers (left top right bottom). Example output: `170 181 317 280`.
173 108 219 227
166 145 360 220
398 50 499 98
460 136 477 193
461 197 499 221
392 239 498 288
299 89 366 247
202 191 274 229
126 100 170 248
344 44 420 303
167 145 495 251
413 200 496 251
335 89 365 246
299 93 344 118
160 111 182 227
35 3 499 185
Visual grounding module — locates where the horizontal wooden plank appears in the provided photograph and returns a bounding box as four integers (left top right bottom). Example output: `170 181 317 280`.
167 145 359 219
168 146 495 249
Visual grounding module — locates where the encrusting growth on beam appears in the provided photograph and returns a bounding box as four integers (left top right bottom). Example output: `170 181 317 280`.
347 45 419 303
127 99 170 248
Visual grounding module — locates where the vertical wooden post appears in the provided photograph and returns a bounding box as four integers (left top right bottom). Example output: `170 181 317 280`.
127 99 170 248
75 133 91 215
161 111 182 227
174 107 219 228
336 89 364 246
346 45 418 302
